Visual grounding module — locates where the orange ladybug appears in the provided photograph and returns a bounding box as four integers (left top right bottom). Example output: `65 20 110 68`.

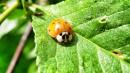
48 18 73 43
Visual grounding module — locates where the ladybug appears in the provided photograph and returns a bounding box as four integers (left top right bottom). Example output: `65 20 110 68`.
48 18 73 43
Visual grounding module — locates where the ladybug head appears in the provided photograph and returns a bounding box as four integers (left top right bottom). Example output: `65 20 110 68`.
56 31 72 43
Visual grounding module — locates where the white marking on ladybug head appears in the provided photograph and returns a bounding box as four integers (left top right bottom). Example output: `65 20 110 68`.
56 32 72 43
69 34 72 41
62 32 68 35
62 32 68 42
56 35 63 42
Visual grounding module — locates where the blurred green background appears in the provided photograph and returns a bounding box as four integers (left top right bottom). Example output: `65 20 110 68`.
0 0 64 73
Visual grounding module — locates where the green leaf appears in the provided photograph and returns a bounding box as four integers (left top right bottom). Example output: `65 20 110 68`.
0 9 26 39
32 0 130 73
28 61 37 73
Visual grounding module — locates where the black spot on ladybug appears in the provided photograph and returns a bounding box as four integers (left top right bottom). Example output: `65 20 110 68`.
69 27 71 30
64 21 68 24
66 35 69 39
48 29 50 32
68 32 70 35
62 35 65 39
59 33 62 36
52 22 55 24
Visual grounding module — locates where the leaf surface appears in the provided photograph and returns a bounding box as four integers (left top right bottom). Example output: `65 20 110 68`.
32 0 130 73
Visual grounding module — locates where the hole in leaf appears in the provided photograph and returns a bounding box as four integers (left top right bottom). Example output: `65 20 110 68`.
99 15 108 24
112 50 125 59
